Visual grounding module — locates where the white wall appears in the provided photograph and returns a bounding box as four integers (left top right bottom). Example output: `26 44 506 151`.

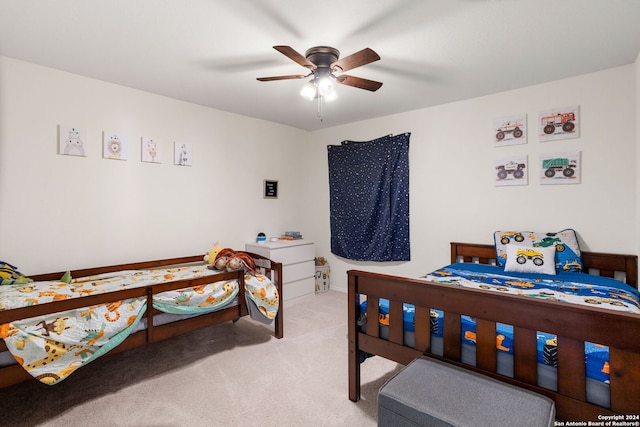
1 56 637 291
305 65 638 292
0 56 309 274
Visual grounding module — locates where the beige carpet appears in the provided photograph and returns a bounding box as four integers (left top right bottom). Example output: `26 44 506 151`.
0 291 401 426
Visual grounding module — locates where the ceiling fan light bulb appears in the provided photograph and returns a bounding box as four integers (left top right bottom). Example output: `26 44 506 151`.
317 77 332 92
317 77 337 101
322 87 338 102
300 82 316 100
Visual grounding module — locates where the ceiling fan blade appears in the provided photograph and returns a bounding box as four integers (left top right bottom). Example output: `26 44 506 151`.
257 74 309 82
273 46 317 69
331 48 380 72
336 75 383 92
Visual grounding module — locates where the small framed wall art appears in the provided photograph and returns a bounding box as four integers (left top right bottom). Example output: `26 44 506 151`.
103 131 128 160
494 155 528 186
540 151 581 185
58 125 87 157
494 114 527 147
264 180 278 199
538 105 580 142
174 142 193 166
141 137 162 163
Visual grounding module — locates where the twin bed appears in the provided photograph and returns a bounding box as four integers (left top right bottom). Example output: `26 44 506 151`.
348 240 640 421
0 252 283 388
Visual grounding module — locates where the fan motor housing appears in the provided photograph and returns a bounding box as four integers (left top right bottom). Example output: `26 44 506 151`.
305 46 340 69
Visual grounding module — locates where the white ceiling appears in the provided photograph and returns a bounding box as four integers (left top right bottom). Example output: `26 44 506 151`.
1 0 640 131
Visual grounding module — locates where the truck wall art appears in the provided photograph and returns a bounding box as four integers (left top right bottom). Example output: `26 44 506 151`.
494 155 528 187
540 151 581 185
494 113 527 147
538 105 580 142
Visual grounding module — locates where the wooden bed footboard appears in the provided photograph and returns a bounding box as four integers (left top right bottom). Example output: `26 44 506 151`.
348 242 640 421
0 253 283 388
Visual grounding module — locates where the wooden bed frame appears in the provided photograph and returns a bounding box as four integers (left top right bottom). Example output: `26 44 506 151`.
0 252 283 389
348 242 640 421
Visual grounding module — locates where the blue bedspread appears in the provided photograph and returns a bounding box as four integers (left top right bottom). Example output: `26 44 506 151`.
361 263 640 384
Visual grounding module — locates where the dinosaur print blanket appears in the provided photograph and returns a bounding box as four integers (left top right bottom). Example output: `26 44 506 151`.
0 265 279 384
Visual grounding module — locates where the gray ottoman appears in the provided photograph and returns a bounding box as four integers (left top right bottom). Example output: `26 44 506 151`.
378 357 555 427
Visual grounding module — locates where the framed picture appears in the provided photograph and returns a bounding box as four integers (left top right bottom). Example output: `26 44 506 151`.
58 125 87 157
494 114 527 147
494 155 528 186
141 137 162 163
103 131 128 160
174 142 192 166
538 105 580 142
540 151 581 185
264 180 278 199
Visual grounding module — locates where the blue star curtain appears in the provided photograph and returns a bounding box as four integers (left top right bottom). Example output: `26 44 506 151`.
328 133 410 261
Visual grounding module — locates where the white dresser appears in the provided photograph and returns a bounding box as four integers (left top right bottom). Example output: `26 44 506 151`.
245 240 315 301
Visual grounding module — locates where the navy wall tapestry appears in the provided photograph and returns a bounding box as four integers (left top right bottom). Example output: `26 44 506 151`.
327 133 410 261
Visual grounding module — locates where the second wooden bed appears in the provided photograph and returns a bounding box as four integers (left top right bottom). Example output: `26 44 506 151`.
0 252 283 389
348 242 640 421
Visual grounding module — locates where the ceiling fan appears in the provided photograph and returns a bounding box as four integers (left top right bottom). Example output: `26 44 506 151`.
257 45 383 99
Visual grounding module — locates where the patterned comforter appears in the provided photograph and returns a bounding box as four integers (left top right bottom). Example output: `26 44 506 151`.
0 265 279 384
362 263 640 384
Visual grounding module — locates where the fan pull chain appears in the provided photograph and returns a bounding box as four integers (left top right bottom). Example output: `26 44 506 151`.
317 95 324 122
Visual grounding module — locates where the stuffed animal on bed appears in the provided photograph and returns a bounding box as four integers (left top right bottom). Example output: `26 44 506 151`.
0 262 33 286
212 248 257 274
203 242 223 265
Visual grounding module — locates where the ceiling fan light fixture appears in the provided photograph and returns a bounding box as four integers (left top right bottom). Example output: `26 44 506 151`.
317 77 337 101
300 81 317 100
261 45 381 118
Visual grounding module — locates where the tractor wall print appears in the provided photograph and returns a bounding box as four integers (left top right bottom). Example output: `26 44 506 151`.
494 114 527 146
540 151 581 185
538 105 580 141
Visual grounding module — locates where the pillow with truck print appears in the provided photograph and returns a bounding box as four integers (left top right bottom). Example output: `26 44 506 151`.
493 229 583 273
504 245 556 275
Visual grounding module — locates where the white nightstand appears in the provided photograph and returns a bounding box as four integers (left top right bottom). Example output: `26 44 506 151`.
245 240 315 301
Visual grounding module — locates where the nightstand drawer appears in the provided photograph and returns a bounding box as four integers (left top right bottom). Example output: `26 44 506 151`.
270 244 314 265
283 260 314 283
283 277 315 301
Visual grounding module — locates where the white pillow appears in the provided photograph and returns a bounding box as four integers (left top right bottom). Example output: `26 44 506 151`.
504 245 556 275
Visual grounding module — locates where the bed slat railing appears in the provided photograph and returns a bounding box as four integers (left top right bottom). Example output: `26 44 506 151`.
513 327 537 385
475 319 496 372
442 312 461 361
557 336 587 402
609 348 640 413
413 307 431 353
388 300 404 345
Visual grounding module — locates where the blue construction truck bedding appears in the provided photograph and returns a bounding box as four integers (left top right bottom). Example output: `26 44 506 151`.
360 263 640 386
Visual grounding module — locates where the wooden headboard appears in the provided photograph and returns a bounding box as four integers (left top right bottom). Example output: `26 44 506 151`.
450 242 639 290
